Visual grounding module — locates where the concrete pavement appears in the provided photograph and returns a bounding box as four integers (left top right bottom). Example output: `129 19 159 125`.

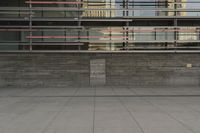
0 87 200 133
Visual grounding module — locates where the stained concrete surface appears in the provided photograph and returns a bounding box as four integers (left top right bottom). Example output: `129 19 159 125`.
1 53 200 87
0 87 200 133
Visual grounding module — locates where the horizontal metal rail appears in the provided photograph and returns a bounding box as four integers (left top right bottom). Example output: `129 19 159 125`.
1 7 200 11
1 17 200 22
25 1 82 4
1 28 200 32
0 26 199 28
26 36 128 39
24 1 200 4
0 50 200 54
0 40 200 44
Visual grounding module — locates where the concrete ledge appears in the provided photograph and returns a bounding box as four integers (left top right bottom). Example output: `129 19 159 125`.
0 50 200 54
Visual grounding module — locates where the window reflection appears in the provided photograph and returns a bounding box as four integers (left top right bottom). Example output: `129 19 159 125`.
1 0 200 18
179 27 199 41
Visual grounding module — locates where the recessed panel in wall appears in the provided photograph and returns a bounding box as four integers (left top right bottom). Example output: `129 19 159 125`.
90 59 106 86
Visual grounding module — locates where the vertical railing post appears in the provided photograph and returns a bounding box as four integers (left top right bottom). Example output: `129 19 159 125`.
125 0 129 50
78 0 81 51
109 27 112 51
110 0 112 51
174 0 178 50
29 0 33 51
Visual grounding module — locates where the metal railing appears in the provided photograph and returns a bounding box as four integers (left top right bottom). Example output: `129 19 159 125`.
0 0 200 52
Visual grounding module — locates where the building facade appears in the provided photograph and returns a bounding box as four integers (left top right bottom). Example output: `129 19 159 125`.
0 0 199 51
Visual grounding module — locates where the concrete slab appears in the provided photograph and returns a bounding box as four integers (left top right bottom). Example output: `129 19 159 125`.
0 87 200 133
